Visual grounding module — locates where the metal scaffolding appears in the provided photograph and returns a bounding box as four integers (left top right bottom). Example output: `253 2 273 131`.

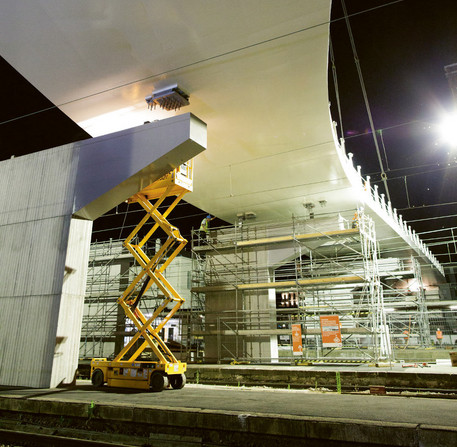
81 211 446 365
80 238 191 360
189 209 401 364
412 256 432 347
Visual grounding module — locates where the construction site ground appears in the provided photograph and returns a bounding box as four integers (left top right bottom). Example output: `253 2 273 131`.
185 361 457 393
1 363 457 446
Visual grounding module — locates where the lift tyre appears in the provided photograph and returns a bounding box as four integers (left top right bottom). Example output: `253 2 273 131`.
169 373 186 390
91 369 104 387
150 372 169 392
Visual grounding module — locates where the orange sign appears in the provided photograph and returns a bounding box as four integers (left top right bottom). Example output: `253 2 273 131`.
320 315 342 348
292 324 303 356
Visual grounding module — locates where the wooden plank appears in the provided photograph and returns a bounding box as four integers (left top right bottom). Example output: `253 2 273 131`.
236 228 359 247
237 275 364 290
192 275 364 293
192 327 371 336
191 285 236 293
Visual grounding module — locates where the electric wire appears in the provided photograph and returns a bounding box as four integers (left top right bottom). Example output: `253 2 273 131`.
341 0 391 203
335 117 457 189
7 0 450 266
378 129 391 172
397 201 457 211
343 119 426 140
98 198 457 251
0 0 405 128
408 213 457 223
97 199 205 219
404 175 412 210
369 163 457 182
329 37 344 139
416 226 457 236
118 201 130 240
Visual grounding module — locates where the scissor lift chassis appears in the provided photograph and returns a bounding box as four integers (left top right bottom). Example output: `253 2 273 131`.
91 359 186 391
90 164 193 392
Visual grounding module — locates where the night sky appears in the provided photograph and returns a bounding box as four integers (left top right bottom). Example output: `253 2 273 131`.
329 0 457 265
1 0 456 263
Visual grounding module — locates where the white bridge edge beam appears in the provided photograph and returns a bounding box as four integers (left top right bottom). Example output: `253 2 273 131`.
332 120 444 277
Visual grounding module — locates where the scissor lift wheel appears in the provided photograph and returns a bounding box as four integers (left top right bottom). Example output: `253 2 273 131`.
169 373 186 390
91 369 105 387
150 371 169 392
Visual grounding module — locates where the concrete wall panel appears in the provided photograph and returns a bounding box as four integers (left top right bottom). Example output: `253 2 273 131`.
0 114 206 387
51 218 93 387
0 217 70 298
0 145 78 225
0 295 59 387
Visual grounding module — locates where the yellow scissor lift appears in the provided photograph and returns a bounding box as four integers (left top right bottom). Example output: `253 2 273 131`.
90 161 193 392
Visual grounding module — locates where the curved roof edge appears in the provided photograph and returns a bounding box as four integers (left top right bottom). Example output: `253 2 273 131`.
332 122 444 277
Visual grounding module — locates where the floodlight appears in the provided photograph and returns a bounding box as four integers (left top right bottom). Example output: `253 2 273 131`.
438 112 457 147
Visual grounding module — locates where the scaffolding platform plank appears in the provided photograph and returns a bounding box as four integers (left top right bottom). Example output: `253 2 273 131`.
192 327 371 336
237 275 364 290
191 284 236 293
191 275 364 293
236 227 360 247
192 227 359 252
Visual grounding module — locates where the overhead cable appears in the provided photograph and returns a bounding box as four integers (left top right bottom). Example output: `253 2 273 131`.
0 0 405 128
341 0 391 202
329 37 344 139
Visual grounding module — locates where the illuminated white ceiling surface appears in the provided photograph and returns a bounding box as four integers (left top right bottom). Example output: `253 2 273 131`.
0 0 357 223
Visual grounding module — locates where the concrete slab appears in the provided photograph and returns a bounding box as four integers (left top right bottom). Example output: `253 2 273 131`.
186 363 457 392
0 382 457 446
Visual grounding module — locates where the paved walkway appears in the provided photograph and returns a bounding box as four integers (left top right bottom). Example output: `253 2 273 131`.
2 381 457 427
2 381 457 445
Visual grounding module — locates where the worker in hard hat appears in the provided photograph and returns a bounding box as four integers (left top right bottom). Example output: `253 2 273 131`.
199 214 215 242
352 212 359 228
436 328 443 346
